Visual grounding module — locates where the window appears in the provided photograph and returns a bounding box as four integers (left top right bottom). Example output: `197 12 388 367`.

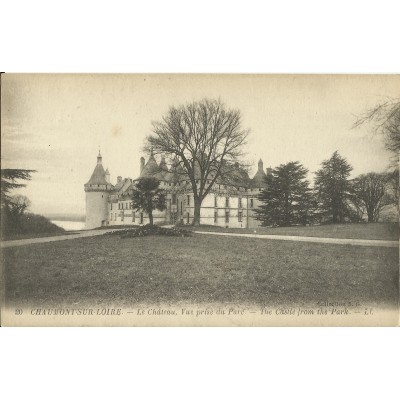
111 203 113 210
238 211 242 222
121 212 124 222
238 197 242 208
214 196 218 208
225 211 229 223
187 195 190 206
132 212 135 222
214 211 218 223
115 213 117 220
225 197 229 207
140 213 143 224
250 198 254 208
172 194 176 204
187 212 190 224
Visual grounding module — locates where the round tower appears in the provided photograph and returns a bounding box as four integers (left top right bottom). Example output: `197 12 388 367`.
84 151 113 229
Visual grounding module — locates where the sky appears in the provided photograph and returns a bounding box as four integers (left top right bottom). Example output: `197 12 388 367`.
1 74 399 216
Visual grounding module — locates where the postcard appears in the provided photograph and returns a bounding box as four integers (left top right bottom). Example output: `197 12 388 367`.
1 74 398 326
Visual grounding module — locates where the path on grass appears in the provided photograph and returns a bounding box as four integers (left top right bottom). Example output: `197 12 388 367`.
192 230 398 248
2 227 398 249
0 230 114 249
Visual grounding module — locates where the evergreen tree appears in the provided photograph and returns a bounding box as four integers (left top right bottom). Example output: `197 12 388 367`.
256 161 317 227
131 177 166 225
314 151 355 223
1 168 35 235
1 168 35 206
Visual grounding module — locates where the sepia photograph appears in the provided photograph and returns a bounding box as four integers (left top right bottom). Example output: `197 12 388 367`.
1 74 399 326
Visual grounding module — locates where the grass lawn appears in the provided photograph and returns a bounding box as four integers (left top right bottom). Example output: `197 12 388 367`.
182 222 399 241
1 231 74 241
3 233 398 309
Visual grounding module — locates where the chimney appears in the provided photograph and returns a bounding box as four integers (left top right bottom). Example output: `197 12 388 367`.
140 157 145 173
117 176 122 183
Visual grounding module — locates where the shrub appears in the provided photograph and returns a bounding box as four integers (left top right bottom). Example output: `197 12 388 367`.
106 224 192 238
1 212 65 239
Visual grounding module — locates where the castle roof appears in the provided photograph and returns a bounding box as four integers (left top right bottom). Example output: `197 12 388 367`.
251 159 267 188
140 150 162 178
86 163 109 185
159 156 169 172
251 170 267 187
131 154 265 190
85 152 114 187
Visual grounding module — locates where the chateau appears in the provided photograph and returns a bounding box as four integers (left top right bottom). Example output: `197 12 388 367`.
84 151 269 229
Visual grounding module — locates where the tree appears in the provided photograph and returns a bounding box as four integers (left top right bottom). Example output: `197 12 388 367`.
130 177 166 225
1 168 35 206
353 98 400 162
386 168 399 207
314 151 355 223
1 168 35 234
351 172 394 222
255 161 317 227
3 195 31 231
146 98 249 225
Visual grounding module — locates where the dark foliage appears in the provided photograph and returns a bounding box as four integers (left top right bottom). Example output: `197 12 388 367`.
314 151 358 223
131 177 166 225
1 212 65 239
106 224 192 238
255 161 317 227
1 168 35 205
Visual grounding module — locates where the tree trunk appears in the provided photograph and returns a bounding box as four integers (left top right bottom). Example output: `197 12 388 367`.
193 198 202 226
148 211 153 225
367 208 374 222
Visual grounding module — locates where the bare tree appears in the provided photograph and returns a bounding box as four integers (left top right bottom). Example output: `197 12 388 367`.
146 98 249 225
353 98 400 166
351 173 392 222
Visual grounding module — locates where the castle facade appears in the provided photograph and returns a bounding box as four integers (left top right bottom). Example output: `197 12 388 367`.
84 151 268 229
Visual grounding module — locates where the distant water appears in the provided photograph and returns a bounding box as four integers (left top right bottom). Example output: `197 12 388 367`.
52 220 85 231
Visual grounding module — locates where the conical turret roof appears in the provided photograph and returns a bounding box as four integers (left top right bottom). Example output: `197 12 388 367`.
140 150 161 178
85 152 113 186
251 158 267 187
